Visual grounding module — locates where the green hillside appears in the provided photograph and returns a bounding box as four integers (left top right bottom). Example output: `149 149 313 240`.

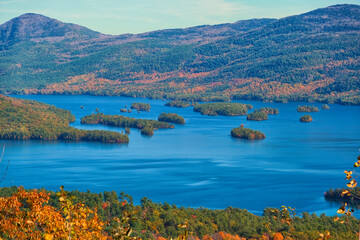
0 95 128 143
0 5 359 104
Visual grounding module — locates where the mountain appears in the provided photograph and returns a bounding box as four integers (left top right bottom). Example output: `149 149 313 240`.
0 13 102 47
0 4 359 104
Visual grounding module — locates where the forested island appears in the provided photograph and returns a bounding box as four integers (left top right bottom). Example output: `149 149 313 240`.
325 187 360 204
297 105 319 112
0 186 356 240
194 103 252 116
259 107 279 115
247 111 269 121
81 113 174 135
165 100 192 108
131 103 151 112
231 125 265 140
300 115 313 122
158 113 185 124
0 95 128 143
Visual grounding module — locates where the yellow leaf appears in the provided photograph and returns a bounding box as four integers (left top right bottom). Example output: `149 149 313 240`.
354 160 360 167
44 234 54 240
334 216 339 222
59 197 65 202
337 206 345 214
341 190 350 196
347 179 357 188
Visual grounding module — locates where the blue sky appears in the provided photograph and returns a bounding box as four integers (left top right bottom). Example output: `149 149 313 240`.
0 0 359 35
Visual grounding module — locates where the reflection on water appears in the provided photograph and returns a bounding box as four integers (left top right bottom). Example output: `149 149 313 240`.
1 95 360 216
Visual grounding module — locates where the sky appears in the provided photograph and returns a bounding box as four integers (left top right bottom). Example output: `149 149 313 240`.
0 0 360 35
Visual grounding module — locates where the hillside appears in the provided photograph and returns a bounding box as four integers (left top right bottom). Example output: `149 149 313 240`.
0 95 128 143
0 4 359 104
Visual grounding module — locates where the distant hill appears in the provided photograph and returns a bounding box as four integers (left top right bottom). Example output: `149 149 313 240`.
0 4 359 104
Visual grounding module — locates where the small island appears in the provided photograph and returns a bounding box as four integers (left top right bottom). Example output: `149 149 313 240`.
0 95 128 143
322 104 330 109
259 107 279 115
141 127 154 136
325 187 360 204
131 103 151 112
193 103 253 116
81 113 174 135
247 111 269 121
120 108 127 113
231 125 265 140
300 115 312 122
297 105 319 112
165 100 192 108
158 113 185 124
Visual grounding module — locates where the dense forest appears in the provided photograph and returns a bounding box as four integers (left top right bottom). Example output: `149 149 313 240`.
194 103 252 116
0 186 357 239
81 113 174 134
0 5 360 105
231 125 265 140
0 95 128 143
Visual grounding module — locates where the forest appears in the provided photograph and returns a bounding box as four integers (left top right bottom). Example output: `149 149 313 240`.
0 95 128 143
0 186 357 240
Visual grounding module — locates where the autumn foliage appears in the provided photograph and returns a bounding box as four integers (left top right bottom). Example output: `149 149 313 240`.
0 186 108 239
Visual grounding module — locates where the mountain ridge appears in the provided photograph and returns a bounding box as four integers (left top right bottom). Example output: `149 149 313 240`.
0 4 359 104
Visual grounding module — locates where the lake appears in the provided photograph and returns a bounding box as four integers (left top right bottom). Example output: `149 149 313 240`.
1 95 360 216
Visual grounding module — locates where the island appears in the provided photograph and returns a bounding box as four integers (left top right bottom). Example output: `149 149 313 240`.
165 100 192 108
120 108 127 113
259 107 279 115
325 187 360 204
131 103 151 112
247 111 269 121
300 115 312 122
0 95 128 143
81 113 174 135
141 127 154 136
193 103 253 116
297 105 319 112
322 104 330 109
158 113 185 124
231 125 265 140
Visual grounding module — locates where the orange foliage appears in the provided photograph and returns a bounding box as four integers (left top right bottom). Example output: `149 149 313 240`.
272 232 284 240
0 187 109 239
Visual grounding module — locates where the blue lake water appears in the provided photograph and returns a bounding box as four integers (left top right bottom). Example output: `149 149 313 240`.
1 95 360 216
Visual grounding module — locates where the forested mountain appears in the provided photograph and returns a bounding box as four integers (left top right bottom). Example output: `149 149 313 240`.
0 4 359 104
